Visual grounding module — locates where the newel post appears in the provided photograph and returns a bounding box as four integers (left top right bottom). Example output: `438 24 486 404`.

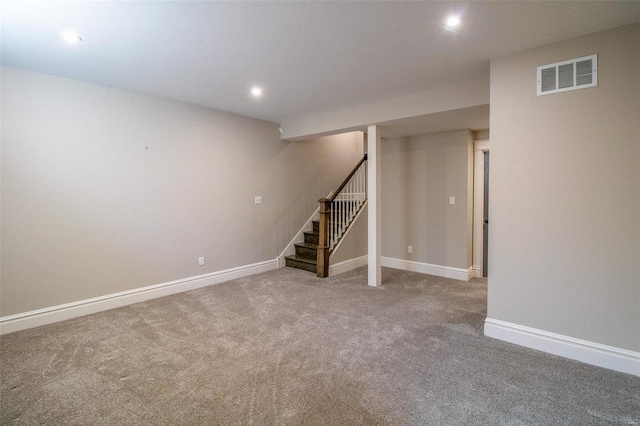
317 198 331 278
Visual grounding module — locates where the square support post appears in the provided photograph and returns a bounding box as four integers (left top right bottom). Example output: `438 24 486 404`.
367 125 381 287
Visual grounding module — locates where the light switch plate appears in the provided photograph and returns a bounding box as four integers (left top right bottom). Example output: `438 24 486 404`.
449 197 455 205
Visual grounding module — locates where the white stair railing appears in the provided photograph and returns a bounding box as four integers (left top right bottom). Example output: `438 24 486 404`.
329 162 367 251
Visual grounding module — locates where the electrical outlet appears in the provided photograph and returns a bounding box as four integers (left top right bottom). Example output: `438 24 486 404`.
449 196 455 205
255 196 262 204
408 246 413 253
198 257 205 266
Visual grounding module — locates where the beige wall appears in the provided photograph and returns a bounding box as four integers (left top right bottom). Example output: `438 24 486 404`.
0 67 362 316
381 129 473 270
488 24 640 351
473 129 490 141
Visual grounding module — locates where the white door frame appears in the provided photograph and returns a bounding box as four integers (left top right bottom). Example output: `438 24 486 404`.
473 140 490 278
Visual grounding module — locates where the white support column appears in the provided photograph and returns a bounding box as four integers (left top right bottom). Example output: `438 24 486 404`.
367 125 381 287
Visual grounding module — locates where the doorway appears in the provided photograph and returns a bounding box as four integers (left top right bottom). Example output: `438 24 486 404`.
473 140 490 277
482 151 489 277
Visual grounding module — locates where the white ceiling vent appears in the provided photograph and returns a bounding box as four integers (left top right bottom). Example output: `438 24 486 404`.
537 54 597 96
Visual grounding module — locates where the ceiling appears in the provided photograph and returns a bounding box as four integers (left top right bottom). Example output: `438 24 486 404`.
2 1 640 130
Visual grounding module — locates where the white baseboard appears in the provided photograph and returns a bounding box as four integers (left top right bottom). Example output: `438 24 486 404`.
381 257 472 281
329 255 368 276
0 259 279 335
484 318 640 377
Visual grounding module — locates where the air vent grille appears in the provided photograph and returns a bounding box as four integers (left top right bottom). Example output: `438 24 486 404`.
540 67 556 92
537 54 597 96
576 59 593 86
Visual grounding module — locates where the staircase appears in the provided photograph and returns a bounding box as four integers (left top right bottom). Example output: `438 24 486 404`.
283 154 368 277
284 220 320 273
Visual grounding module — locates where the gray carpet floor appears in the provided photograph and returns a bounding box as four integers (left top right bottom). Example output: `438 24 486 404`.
1 266 639 425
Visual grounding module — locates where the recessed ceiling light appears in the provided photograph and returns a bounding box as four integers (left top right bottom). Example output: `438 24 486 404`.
60 31 82 44
251 87 263 97
445 15 462 30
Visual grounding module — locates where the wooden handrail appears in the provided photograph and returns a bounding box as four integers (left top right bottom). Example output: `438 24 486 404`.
329 154 367 202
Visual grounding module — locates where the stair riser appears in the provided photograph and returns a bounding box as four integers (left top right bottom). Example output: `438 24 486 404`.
285 258 317 273
295 245 317 260
304 233 319 245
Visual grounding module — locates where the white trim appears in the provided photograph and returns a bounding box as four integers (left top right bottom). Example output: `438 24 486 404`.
330 199 368 260
0 259 279 335
473 139 490 279
473 140 490 152
329 255 368 277
381 257 472 281
484 318 640 377
277 208 319 268
472 265 482 278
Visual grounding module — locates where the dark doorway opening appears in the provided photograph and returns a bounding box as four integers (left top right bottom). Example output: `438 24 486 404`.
483 151 489 277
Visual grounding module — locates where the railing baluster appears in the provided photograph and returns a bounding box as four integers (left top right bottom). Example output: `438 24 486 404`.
336 199 339 247
350 180 354 222
331 201 335 249
358 173 361 208
354 173 357 212
338 199 342 239
334 201 337 248
359 167 362 202
341 197 345 236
